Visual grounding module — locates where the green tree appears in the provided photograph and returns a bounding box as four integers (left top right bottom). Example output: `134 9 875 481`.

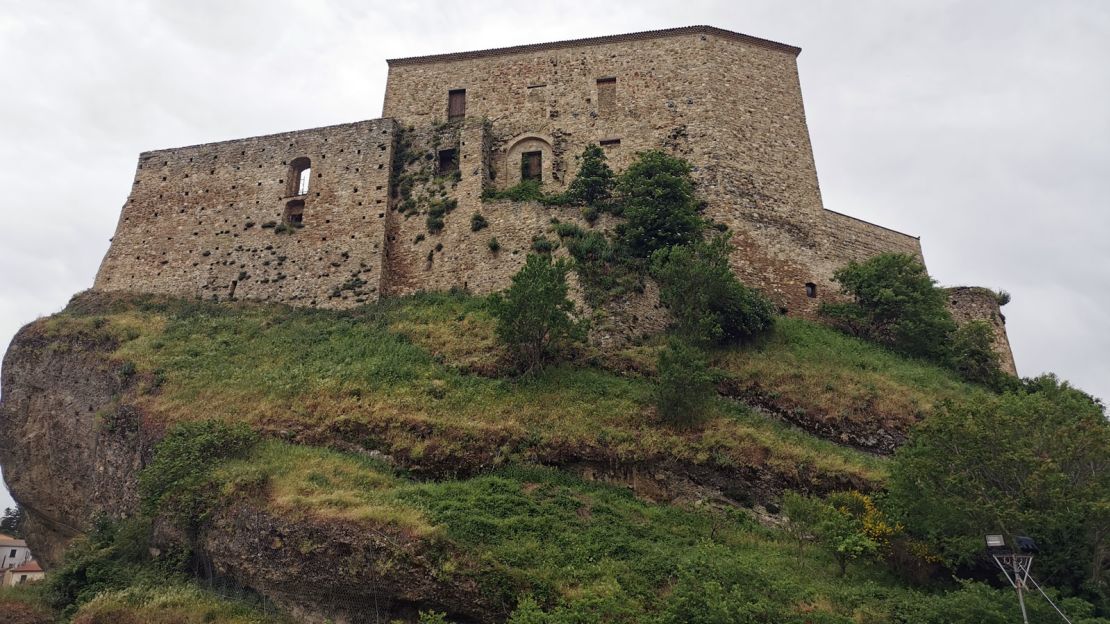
561 144 615 207
783 492 880 577
820 253 956 361
949 320 1005 387
655 338 715 425
651 233 775 346
491 254 587 373
0 505 24 538
887 384 1110 605
614 150 703 257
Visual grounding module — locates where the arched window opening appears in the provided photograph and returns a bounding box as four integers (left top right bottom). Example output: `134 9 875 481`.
284 200 305 227
805 282 817 298
288 157 311 196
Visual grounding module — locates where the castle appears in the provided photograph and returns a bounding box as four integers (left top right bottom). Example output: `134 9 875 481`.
92 25 1015 373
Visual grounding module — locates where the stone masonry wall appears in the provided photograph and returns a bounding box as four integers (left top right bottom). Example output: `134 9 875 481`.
946 287 1018 375
94 121 395 307
382 26 923 317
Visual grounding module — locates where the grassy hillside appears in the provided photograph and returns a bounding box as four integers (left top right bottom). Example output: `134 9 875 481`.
19 292 1107 622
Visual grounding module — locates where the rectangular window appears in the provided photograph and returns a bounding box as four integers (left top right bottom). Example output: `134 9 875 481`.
599 138 621 148
437 149 458 175
521 151 542 182
448 89 466 120
8 550 14 558
805 283 817 298
596 77 616 115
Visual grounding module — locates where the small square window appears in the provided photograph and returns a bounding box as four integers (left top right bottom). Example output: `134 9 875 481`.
805 283 817 298
437 149 459 175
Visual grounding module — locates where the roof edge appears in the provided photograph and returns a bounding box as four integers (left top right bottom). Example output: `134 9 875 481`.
387 25 801 67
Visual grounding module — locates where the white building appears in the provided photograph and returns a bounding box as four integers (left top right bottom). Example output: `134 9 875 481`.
0 534 32 570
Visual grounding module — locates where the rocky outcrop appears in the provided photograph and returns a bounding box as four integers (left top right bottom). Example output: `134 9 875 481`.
0 320 150 566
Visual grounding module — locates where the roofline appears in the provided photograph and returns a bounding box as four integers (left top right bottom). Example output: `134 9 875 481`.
825 208 920 240
387 25 801 67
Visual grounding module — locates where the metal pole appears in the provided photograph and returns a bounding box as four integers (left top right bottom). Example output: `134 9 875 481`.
1013 556 1030 624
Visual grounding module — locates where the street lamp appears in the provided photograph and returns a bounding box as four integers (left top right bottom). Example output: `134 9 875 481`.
985 534 1073 624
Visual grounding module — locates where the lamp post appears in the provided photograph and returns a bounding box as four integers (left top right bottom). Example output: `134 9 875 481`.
985 534 1073 624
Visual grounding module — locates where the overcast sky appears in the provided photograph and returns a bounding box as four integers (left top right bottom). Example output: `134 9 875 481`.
1 0 1108 511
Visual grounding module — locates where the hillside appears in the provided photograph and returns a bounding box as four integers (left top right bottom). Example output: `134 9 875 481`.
5 290 1087 623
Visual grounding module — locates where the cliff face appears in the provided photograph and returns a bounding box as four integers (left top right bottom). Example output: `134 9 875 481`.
0 321 148 566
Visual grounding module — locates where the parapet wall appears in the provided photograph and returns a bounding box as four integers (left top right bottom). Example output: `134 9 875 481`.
95 120 395 307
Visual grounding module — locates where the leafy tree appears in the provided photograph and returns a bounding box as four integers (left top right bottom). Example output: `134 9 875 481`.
651 233 775 346
820 253 956 362
491 254 587 372
950 320 1005 388
1 505 25 538
561 144 615 207
783 491 881 577
655 338 715 426
887 386 1110 606
614 150 704 257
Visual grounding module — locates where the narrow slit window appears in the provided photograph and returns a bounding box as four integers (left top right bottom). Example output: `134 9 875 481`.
288 157 311 196
599 138 621 148
805 282 817 298
521 151 542 182
597 77 616 115
448 89 466 120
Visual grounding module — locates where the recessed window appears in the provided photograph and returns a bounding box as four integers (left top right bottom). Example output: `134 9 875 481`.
288 157 311 196
596 77 616 115
599 138 621 148
437 148 458 175
805 282 817 298
521 151 542 182
284 199 305 226
448 89 466 120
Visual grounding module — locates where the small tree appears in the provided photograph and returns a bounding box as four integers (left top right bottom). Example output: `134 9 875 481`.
561 144 615 207
821 253 956 362
783 491 880 577
655 338 715 426
614 150 703 257
651 233 775 347
0 505 24 539
949 320 1004 387
491 254 586 372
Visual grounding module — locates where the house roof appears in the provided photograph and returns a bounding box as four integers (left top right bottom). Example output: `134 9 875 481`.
0 533 27 548
9 559 42 574
387 25 801 67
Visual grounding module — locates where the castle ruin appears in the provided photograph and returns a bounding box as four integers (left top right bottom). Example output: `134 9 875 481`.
92 25 1016 373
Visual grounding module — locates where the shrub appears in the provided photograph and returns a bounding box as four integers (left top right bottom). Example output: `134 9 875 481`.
531 236 557 255
820 253 956 362
484 179 546 202
490 254 586 372
614 150 703 257
949 320 1004 387
487 237 501 253
886 387 1110 605
783 492 880 577
650 234 775 346
560 144 615 207
553 222 585 239
655 338 714 426
470 213 489 232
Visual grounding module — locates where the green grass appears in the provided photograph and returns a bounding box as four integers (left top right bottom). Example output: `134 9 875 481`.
204 440 1076 623
44 291 889 490
71 583 288 624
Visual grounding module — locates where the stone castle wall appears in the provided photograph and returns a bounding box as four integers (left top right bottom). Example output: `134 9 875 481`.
90 26 1010 369
94 120 395 307
946 287 1018 375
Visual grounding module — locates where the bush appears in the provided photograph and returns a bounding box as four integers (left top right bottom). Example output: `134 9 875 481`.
614 150 703 257
783 492 881 577
655 339 715 426
490 254 586 372
560 144 615 207
470 213 489 232
484 179 546 202
949 320 1004 387
887 387 1110 606
531 236 557 255
820 253 956 362
651 234 775 346
139 420 259 532
487 237 501 253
